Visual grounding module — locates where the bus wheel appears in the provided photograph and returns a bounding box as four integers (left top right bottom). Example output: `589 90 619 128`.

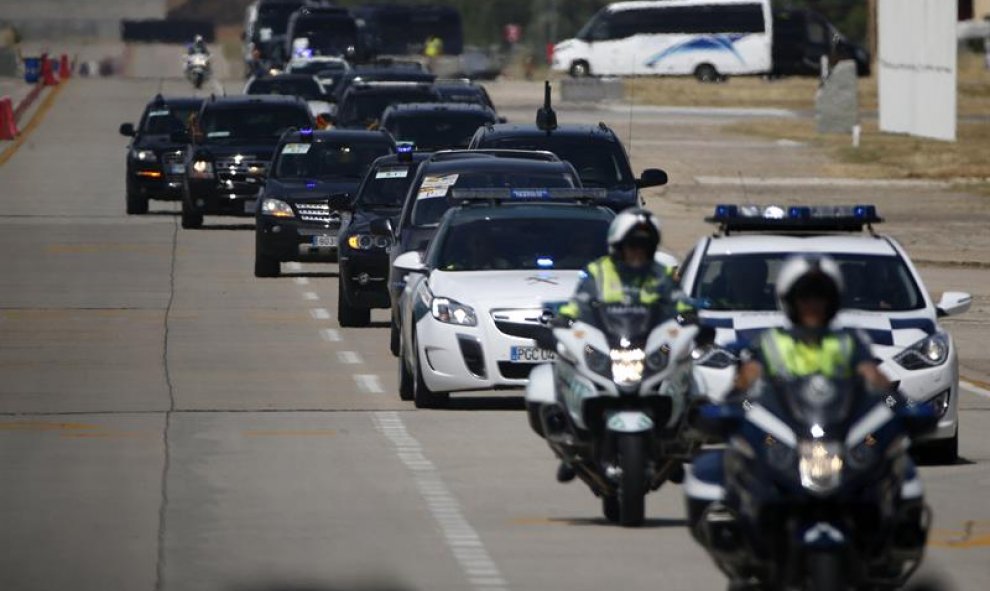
569 60 591 78
694 63 720 83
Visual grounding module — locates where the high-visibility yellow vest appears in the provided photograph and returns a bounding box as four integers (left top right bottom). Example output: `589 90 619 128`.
759 328 855 379
587 256 662 305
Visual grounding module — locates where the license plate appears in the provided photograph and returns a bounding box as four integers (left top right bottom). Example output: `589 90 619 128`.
243 200 256 213
169 164 185 174
510 346 555 362
313 235 337 248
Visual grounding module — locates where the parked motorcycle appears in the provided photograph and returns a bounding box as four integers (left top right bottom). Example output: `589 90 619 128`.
526 302 706 527
686 377 936 591
185 53 212 90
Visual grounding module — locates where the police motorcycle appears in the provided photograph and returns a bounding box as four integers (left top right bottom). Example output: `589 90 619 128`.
686 376 936 591
526 301 709 527
185 52 212 90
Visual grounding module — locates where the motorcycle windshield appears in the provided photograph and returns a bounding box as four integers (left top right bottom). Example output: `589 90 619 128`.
593 304 663 349
770 376 859 437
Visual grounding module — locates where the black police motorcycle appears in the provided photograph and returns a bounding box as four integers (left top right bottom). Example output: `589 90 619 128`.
686 376 936 590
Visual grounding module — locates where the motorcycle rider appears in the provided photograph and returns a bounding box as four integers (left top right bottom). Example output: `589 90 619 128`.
187 35 210 57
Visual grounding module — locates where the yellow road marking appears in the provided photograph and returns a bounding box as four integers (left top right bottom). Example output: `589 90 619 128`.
0 421 98 432
46 243 168 255
929 521 990 548
0 80 67 168
243 429 338 437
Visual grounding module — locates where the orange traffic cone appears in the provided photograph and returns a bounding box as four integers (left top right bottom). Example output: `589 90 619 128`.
40 53 58 86
59 54 71 79
0 97 18 140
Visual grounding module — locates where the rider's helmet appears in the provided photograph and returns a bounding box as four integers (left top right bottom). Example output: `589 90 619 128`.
607 208 661 255
776 255 844 326
194 35 204 44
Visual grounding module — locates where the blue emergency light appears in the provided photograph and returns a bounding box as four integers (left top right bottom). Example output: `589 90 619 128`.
707 204 883 233
396 142 415 153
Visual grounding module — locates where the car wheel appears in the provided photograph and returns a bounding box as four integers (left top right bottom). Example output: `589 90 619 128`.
412 332 449 409
918 432 959 465
398 340 414 401
602 495 620 523
181 204 203 229
254 253 280 278
569 60 590 78
126 190 148 215
390 319 400 357
337 280 371 327
694 63 720 83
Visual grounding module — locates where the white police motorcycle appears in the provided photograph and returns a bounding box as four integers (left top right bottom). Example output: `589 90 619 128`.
185 52 212 90
526 301 708 527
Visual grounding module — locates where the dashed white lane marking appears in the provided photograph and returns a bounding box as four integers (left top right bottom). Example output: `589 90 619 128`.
373 412 508 591
302 291 319 301
310 308 331 320
354 374 383 394
338 350 362 364
286 262 303 271
293 277 310 286
319 328 341 342
961 380 990 399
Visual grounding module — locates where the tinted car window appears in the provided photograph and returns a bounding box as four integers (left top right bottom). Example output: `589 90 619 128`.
142 106 198 135
338 89 439 127
432 216 608 271
692 253 925 312
200 106 311 141
273 141 392 179
246 78 324 100
384 113 493 150
485 136 633 188
357 164 419 207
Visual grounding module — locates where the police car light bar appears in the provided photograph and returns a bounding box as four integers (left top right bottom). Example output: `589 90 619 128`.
706 204 883 233
449 188 608 203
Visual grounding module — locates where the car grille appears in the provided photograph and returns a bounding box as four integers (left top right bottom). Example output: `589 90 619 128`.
216 156 267 181
491 308 545 340
162 151 184 178
293 200 348 225
498 362 537 380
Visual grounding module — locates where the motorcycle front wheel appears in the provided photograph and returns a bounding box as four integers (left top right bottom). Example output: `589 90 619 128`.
617 433 647 527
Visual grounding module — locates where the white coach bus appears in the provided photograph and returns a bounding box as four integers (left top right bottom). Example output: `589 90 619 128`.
551 0 773 81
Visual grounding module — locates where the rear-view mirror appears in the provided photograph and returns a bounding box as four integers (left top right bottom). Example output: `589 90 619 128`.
637 168 668 189
393 250 426 274
119 123 135 137
936 292 971 317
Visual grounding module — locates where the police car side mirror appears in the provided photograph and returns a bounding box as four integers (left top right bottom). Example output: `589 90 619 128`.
936 291 972 318
119 123 135 137
637 168 668 189
497 116 508 124
394 250 426 274
370 218 393 236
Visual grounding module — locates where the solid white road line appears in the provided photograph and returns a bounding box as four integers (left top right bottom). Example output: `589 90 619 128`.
293 277 310 286
961 379 990 399
695 176 951 189
310 308 331 320
338 351 362 365
319 328 341 342
302 291 319 301
354 374 383 394
374 412 509 591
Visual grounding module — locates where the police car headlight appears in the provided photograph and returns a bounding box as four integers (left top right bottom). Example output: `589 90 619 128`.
894 333 949 370
798 440 843 494
131 149 156 162
190 159 215 179
691 345 737 369
260 198 295 218
431 297 476 326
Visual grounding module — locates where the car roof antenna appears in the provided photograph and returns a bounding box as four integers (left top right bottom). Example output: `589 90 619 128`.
536 80 557 134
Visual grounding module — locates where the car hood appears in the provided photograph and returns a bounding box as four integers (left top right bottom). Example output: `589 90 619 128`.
349 207 401 232
428 270 583 310
133 135 185 152
701 309 938 358
264 178 360 202
198 143 278 161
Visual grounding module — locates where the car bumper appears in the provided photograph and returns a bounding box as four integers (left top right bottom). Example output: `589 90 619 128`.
339 250 391 309
129 169 183 201
414 311 549 393
187 179 264 217
256 216 343 262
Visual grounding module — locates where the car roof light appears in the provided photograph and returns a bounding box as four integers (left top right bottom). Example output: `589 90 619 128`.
707 204 883 234
449 188 607 205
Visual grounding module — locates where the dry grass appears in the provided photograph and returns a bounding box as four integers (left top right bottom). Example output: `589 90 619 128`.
628 52 990 116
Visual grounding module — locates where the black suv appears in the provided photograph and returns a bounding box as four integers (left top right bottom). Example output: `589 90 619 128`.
433 78 497 112
254 128 395 277
337 149 430 326
119 95 203 214
332 82 441 129
468 91 667 212
179 95 314 229
387 150 579 354
331 65 436 104
380 103 498 151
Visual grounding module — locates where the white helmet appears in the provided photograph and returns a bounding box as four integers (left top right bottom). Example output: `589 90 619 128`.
607 208 661 255
194 35 204 44
776 255 844 325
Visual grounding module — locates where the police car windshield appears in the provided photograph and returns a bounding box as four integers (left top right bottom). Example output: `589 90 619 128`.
273 141 391 179
692 253 925 312
433 216 608 271
357 164 417 207
201 107 311 141
385 113 493 150
487 136 634 188
247 78 324 100
142 107 198 135
410 172 576 227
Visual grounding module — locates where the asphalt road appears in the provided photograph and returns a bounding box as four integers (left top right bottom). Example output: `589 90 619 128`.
0 65 987 591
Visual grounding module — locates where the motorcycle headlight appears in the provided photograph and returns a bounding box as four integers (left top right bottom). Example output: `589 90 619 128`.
894 333 949 370
431 297 476 326
691 345 737 369
798 440 844 495
611 348 645 386
260 198 294 218
584 345 611 377
131 149 156 162
346 234 391 250
190 159 214 179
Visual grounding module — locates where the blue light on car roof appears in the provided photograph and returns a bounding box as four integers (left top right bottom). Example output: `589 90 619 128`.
306 181 317 189
300 127 314 136
510 189 550 199
854 204 877 219
537 257 554 268
396 142 414 153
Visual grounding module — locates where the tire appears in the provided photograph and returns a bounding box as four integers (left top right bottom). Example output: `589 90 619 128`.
126 190 148 215
526 403 545 437
398 342 414 401
919 432 959 465
181 204 203 229
602 495 620 523
390 319 401 357
337 280 371 327
617 434 647 527
254 252 279 278
695 63 720 83
806 551 844 591
569 60 590 78
412 332 449 409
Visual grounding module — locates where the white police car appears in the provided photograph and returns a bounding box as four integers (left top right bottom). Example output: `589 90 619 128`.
680 205 972 463
392 188 615 408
